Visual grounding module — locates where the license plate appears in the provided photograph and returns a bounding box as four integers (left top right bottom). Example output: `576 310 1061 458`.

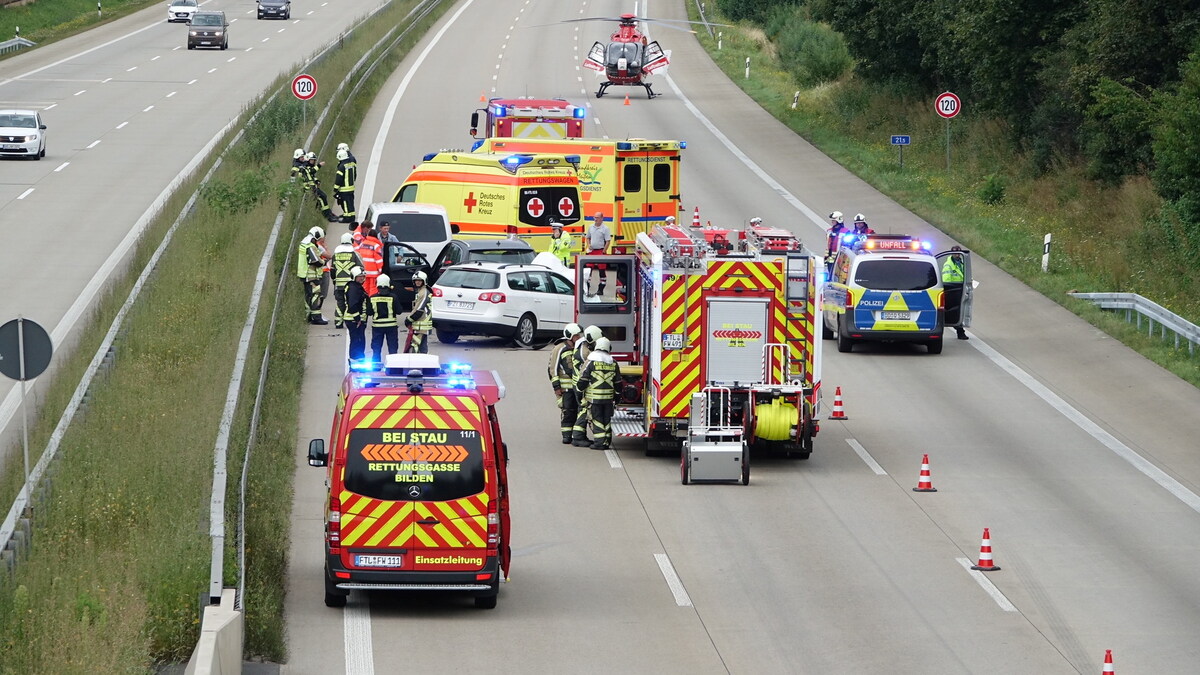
1 145 18 150
355 555 403 567
881 311 910 320
447 301 473 309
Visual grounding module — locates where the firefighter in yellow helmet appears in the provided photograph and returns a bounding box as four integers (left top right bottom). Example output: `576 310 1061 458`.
404 270 433 353
575 336 618 450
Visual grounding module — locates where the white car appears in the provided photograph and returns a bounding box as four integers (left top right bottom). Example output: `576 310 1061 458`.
431 262 575 347
167 0 198 23
0 109 47 160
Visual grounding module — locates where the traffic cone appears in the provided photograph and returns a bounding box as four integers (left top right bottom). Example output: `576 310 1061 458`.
913 454 937 492
479 90 486 102
692 206 701 228
1102 650 1114 674
623 95 631 106
828 386 848 420
970 528 1001 571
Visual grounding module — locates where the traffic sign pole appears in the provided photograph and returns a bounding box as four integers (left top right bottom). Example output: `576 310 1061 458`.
946 119 951 171
935 92 961 171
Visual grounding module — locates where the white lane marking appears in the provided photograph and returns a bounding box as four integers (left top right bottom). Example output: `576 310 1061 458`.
277 28 285 33
605 448 622 469
126 66 137 72
262 37 270 42
344 593 374 674
166 91 177 98
970 336 1200 514
173 46 181 51
654 553 693 607
208 68 218 73
116 122 128 129
0 19 164 88
86 140 100 149
846 439 886 475
53 162 69 172
227 57 236 62
321 1 327 5
491 74 497 81
246 47 253 52
307 10 314 15
151 55 161 61
293 19 300 24
74 90 86 96
361 0 475 203
187 79 198 85
956 558 1017 612
101 77 112 83
44 103 56 110
143 105 154 112
17 188 34 200
229 18 238 23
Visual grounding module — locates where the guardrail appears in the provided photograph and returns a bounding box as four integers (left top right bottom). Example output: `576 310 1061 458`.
1069 292 1200 355
0 37 36 56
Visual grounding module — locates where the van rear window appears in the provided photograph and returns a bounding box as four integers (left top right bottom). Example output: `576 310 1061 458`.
854 259 937 291
437 269 500 289
375 213 447 242
344 428 485 502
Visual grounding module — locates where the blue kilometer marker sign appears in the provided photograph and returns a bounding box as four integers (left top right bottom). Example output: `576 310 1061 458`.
891 135 911 145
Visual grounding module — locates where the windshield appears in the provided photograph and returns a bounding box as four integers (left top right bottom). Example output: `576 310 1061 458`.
171 0 196 6
191 13 222 25
0 115 36 128
376 213 446 243
344 428 484 502
854 259 938 291
606 42 642 66
469 248 535 265
437 268 500 290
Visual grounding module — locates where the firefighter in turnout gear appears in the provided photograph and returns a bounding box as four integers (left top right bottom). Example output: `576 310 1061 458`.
330 233 363 328
575 337 618 450
345 266 369 361
570 325 603 446
368 274 400 363
290 148 306 182
334 147 358 224
548 323 583 444
405 271 433 353
297 226 328 325
312 180 339 223
300 151 323 189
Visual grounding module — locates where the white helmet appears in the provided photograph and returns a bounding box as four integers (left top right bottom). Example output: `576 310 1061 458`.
293 148 305 160
665 215 676 224
829 211 844 223
336 149 349 161
749 217 763 226
341 232 353 244
350 266 364 278
583 325 603 345
854 213 867 224
563 322 582 339
309 226 325 239
594 337 612 352
413 270 428 282
337 142 350 152
377 274 391 288
305 152 317 161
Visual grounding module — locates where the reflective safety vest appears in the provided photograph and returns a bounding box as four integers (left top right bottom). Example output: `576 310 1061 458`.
409 286 433 331
335 159 357 194
548 233 573 264
942 256 964 283
344 282 368 321
571 342 592 390
577 354 617 401
301 163 318 189
297 236 322 280
369 291 398 327
331 247 361 288
548 340 576 389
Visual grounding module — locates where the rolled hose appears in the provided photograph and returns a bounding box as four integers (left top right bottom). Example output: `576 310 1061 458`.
754 398 796 442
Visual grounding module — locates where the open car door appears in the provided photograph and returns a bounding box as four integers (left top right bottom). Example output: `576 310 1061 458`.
935 249 973 329
583 42 606 73
643 41 669 74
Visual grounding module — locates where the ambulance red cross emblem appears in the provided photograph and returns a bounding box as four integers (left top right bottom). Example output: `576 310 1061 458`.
558 196 575 218
526 197 545 218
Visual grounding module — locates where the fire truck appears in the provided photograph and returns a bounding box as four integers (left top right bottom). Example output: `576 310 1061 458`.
575 222 824 481
469 97 587 140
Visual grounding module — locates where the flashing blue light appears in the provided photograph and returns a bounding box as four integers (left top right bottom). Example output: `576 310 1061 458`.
920 240 932 251
679 141 687 149
446 377 476 389
349 359 377 373
501 154 534 169
564 154 581 164
841 233 858 244
616 141 634 151
422 152 437 161
445 362 471 374
493 105 508 117
573 107 586 119
470 139 484 152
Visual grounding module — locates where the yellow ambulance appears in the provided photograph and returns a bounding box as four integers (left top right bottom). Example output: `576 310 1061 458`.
391 151 584 252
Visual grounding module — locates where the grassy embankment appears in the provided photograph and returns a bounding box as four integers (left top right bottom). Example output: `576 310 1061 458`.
0 0 451 669
687 6 1200 387
0 0 160 52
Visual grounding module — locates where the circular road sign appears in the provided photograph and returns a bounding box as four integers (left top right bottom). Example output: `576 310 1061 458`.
0 318 53 381
935 91 961 119
291 74 317 101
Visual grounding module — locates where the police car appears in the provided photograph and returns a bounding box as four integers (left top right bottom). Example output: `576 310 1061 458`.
821 234 972 354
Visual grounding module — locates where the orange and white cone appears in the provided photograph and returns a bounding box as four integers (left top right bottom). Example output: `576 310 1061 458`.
692 206 701 228
828 386 849 420
623 95 631 106
1101 650 1114 674
913 454 937 492
479 90 486 102
971 528 1001 571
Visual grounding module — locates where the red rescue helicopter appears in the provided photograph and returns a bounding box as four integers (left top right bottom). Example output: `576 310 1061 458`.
565 14 723 99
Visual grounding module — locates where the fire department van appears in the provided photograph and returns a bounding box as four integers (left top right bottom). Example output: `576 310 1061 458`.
469 97 587 139
472 137 685 250
392 151 584 252
821 234 973 354
308 354 511 609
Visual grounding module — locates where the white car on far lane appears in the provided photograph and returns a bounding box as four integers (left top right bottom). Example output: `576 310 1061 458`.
167 0 198 22
0 109 47 160
431 261 575 347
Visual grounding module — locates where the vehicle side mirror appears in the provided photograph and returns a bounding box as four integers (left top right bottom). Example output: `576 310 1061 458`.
39 124 46 130
451 223 461 234
470 111 479 128
308 438 327 467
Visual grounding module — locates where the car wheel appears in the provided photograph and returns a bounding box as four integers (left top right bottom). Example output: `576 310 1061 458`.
221 39 228 50
324 576 347 608
187 43 194 50
435 329 459 345
836 324 853 353
927 336 944 354
822 315 834 340
741 456 750 485
513 313 537 348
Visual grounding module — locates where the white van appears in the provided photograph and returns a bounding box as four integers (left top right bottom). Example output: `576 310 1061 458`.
362 202 457 265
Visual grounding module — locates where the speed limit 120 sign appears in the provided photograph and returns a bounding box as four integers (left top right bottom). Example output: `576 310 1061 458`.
292 74 317 101
935 91 961 119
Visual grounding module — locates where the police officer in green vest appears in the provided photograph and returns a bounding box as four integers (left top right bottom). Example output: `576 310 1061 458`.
575 337 618 450
330 232 363 328
548 323 583 444
570 325 603 446
334 146 358 224
369 274 400 364
941 246 968 340
548 221 573 267
404 271 433 353
297 226 328 325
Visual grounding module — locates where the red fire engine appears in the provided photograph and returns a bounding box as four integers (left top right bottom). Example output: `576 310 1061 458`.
469 97 586 140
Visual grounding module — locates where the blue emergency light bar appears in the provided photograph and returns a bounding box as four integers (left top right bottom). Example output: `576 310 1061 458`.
349 359 378 372
680 141 687 149
493 105 508 117
573 107 586 119
422 151 438 161
564 154 581 164
445 362 471 374
861 236 932 252
501 154 534 169
445 377 476 389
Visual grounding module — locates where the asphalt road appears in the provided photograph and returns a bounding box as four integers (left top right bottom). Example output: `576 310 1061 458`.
0 0 389 458
277 0 1197 673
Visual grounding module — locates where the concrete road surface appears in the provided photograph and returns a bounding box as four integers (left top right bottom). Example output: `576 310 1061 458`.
284 1 1200 673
